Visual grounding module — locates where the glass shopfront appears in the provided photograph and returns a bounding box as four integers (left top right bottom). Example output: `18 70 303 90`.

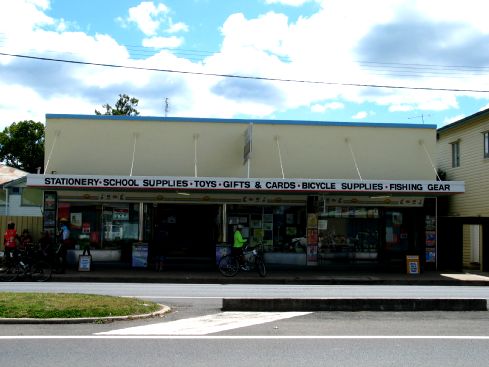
51 195 434 270
226 204 307 253
318 207 380 263
58 202 140 259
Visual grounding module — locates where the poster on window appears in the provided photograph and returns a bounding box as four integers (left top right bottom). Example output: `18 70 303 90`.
307 213 318 228
82 222 91 234
307 228 318 244
43 210 56 227
70 213 82 229
44 192 57 210
113 208 129 221
307 244 318 266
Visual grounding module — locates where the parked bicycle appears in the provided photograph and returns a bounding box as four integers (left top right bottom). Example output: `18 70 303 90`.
0 243 52 282
219 245 267 277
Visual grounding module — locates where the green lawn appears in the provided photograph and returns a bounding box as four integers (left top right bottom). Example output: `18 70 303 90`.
0 292 161 319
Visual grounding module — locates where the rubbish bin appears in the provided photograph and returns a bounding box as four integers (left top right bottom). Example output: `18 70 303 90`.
406 255 420 274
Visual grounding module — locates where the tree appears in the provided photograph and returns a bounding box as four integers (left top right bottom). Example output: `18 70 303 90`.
95 94 140 116
0 120 45 173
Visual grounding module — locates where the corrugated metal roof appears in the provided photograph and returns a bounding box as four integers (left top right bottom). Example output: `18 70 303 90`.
438 107 489 133
0 164 27 185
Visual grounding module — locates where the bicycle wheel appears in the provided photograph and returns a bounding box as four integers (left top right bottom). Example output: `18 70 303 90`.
256 257 267 277
218 255 239 277
30 260 52 282
0 263 23 282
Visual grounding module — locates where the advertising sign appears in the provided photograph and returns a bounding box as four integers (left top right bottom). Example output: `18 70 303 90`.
27 174 465 195
132 243 148 268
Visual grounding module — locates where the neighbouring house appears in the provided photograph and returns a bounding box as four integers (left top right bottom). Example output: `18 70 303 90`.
0 164 43 246
437 107 489 271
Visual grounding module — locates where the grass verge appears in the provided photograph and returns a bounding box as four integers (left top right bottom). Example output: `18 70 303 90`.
0 292 161 319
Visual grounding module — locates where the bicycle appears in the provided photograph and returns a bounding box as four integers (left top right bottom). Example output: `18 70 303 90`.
0 244 52 282
219 245 267 277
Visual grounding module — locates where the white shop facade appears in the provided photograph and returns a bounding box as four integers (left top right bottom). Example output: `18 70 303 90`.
27 114 464 271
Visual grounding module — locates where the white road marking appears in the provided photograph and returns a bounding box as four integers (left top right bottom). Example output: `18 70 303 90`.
2 335 489 340
97 312 311 336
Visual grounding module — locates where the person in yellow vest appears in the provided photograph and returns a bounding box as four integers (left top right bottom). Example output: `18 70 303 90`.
233 224 247 270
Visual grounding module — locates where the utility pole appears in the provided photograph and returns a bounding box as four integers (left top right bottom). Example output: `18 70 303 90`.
164 97 169 117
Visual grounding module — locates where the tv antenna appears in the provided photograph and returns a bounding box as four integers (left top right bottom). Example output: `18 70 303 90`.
408 114 431 124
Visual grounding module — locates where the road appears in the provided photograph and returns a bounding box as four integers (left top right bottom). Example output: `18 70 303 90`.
1 282 489 366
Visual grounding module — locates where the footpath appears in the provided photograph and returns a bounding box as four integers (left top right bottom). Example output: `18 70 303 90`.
50 266 489 286
3 267 489 321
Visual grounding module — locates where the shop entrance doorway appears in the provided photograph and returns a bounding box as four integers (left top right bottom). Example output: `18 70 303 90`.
152 204 220 265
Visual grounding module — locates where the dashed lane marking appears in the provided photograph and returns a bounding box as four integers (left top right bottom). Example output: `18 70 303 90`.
96 311 311 336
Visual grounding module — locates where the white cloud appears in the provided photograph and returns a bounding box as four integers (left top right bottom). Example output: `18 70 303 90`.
479 103 489 112
127 1 169 36
1 0 489 131
265 0 313 6
167 21 189 33
441 114 465 127
352 111 368 119
311 102 344 113
142 36 183 48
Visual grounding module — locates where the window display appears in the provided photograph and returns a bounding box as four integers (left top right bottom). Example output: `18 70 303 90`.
55 203 139 251
318 206 380 263
226 204 306 253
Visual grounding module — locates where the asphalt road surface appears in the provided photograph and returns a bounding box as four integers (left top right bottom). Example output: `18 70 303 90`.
1 282 489 366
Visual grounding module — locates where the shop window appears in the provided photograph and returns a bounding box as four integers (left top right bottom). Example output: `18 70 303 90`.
318 207 380 262
227 204 306 253
58 203 139 251
451 141 460 167
483 132 489 159
384 211 408 252
102 204 139 248
21 188 43 206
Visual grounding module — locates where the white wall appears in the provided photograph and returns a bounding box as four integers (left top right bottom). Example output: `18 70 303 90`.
45 116 438 181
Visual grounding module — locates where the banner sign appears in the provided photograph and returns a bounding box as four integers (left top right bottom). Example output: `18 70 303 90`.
27 174 465 194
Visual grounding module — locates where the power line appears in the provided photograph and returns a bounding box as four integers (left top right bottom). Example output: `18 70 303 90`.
1 51 489 93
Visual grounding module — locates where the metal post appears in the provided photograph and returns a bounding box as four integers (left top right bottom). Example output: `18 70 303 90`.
139 202 144 241
222 203 227 243
435 197 438 271
130 133 139 176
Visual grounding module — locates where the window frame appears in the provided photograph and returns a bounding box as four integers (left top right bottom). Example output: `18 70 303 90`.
451 140 460 168
483 131 489 159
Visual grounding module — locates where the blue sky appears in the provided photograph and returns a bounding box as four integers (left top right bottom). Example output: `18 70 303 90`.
1 0 489 130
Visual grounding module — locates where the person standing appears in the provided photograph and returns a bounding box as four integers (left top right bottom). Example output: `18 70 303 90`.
56 219 70 273
19 229 33 250
3 222 18 266
233 224 247 269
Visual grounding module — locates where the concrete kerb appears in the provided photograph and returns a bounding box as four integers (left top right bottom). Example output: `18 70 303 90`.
222 298 489 312
0 304 171 324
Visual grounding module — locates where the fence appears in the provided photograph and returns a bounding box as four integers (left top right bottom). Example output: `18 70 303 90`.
0 216 43 249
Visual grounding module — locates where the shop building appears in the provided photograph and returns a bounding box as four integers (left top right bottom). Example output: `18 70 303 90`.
26 114 464 271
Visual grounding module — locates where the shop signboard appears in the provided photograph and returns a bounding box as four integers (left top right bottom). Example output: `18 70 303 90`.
78 255 91 272
406 255 420 274
27 174 465 195
132 243 148 268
